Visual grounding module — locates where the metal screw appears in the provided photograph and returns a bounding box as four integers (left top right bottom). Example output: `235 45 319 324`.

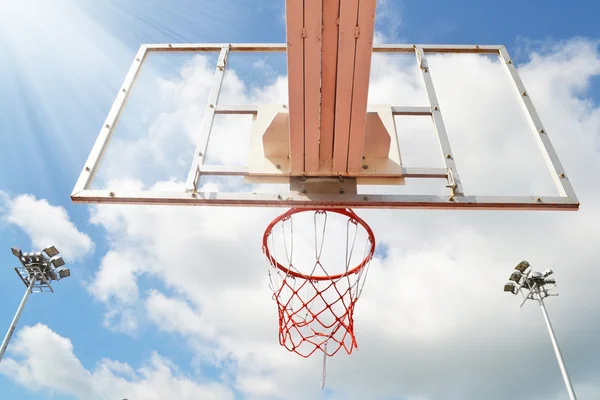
362 165 368 170
300 175 306 182
277 194 282 200
136 58 140 62
168 44 172 47
522 91 527 96
109 192 115 197
507 60 513 64
85 166 90 172
446 154 452 159
339 188 345 194
559 173 566 178
363 196 369 201
448 196 455 201
122 88 127 93
434 106 439 111
105 124 110 129
191 192 197 198
275 164 281 170
338 175 344 182
210 104 214 108
536 197 542 202
539 129 545 134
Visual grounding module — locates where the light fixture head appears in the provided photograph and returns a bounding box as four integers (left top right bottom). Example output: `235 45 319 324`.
530 271 543 281
509 271 522 283
58 269 71 279
43 245 59 258
11 247 23 258
542 269 554 278
51 256 65 268
515 261 530 273
504 282 518 294
21 252 32 263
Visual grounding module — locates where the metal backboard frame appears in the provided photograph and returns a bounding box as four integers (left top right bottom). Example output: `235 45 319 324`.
71 43 579 210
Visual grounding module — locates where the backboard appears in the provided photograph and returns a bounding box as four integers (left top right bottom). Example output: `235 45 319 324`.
71 4 578 211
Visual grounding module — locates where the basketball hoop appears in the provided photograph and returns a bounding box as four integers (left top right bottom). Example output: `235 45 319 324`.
263 208 375 386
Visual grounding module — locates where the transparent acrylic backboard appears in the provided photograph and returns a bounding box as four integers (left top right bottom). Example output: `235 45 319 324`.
71 43 579 211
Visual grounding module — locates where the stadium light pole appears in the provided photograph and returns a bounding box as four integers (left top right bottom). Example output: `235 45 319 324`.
504 261 577 400
0 246 71 363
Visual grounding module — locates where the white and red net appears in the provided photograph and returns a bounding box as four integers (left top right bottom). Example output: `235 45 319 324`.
262 208 375 359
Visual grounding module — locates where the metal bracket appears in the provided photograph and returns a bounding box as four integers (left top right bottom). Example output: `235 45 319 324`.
290 176 358 195
446 167 461 198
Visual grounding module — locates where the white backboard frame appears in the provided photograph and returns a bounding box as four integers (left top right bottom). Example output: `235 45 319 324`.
71 43 579 210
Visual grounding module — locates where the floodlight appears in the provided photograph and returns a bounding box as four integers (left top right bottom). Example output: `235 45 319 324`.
503 262 576 399
50 256 65 268
2 245 70 364
58 269 71 279
515 261 530 273
509 271 522 282
530 271 543 281
25 253 38 263
504 282 518 294
43 246 59 257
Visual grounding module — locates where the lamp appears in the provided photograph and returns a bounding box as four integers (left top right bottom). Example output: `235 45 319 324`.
43 246 59 257
515 261 530 273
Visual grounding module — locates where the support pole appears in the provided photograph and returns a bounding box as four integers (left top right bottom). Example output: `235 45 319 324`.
505 263 578 399
0 276 36 363
537 291 577 400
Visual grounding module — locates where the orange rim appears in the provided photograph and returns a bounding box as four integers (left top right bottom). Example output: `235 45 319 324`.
262 208 375 281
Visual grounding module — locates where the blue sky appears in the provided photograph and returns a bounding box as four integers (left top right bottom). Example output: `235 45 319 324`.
0 1 599 399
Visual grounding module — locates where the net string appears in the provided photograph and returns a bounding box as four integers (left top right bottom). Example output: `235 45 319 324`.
301 211 328 323
267 212 373 316
264 209 375 365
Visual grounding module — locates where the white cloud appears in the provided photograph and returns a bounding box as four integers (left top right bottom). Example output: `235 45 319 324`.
102 307 139 335
145 290 216 340
0 324 94 396
0 324 235 400
1 192 94 261
88 250 141 305
46 38 600 399
86 249 149 335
